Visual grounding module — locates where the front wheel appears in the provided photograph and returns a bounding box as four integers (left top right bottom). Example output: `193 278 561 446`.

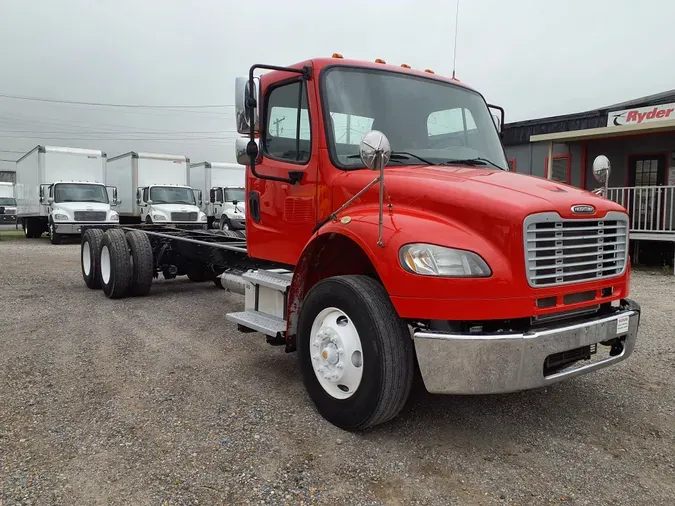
49 220 62 245
297 275 414 431
219 216 230 231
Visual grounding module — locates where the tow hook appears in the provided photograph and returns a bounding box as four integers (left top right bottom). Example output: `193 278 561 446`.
601 337 625 357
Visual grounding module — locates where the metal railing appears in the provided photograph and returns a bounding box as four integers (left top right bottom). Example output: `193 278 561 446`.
606 186 675 234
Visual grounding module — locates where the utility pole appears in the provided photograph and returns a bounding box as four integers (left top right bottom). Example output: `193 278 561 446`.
273 117 285 137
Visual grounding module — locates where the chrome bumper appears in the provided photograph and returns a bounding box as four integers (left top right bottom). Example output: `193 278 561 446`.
54 222 117 234
413 299 640 395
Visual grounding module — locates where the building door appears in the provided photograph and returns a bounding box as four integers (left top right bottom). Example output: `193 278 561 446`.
628 154 667 231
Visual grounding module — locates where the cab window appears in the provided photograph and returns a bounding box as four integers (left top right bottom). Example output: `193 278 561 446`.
263 81 311 164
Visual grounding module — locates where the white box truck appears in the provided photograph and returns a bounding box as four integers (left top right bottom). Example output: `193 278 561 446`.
0 182 17 225
15 146 119 244
188 161 246 230
106 152 207 228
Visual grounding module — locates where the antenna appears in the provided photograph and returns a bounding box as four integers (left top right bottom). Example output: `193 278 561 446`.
451 0 460 79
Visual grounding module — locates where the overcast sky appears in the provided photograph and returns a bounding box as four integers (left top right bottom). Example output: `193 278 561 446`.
1 0 674 171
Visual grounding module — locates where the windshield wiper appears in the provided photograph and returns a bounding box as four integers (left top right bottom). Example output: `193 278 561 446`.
346 151 433 165
441 157 505 170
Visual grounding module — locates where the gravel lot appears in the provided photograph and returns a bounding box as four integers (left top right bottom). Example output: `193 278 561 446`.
1 239 674 506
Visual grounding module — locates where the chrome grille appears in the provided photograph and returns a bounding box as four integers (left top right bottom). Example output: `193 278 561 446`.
171 212 198 221
2 208 16 215
525 212 628 287
74 211 107 222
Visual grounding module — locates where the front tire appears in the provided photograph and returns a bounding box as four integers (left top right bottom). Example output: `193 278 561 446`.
100 229 132 299
49 220 62 245
81 228 104 289
219 216 230 231
297 275 414 431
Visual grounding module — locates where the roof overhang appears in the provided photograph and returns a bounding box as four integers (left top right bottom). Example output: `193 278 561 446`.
530 119 675 142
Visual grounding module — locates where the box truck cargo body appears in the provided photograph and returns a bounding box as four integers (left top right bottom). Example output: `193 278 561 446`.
188 161 246 229
106 152 206 228
0 182 17 224
15 146 118 242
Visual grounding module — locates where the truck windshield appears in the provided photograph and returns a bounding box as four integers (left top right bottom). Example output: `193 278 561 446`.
224 189 245 203
322 67 508 170
0 197 16 206
54 183 109 203
150 186 196 205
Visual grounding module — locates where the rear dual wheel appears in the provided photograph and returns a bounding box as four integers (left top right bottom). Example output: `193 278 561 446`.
80 228 153 298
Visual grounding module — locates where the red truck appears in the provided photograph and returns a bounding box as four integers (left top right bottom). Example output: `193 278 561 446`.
79 55 640 431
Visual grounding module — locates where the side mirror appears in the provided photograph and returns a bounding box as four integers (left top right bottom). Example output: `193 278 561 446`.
592 155 611 184
236 137 261 166
232 200 239 207
194 189 203 207
47 197 54 205
491 114 502 132
209 189 216 204
136 187 143 205
235 76 260 135
359 130 392 171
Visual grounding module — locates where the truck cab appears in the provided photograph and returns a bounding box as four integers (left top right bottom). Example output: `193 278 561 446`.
136 184 207 228
41 180 119 244
231 55 640 429
209 186 246 230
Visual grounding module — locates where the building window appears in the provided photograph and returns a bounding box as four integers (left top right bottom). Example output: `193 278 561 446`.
545 154 571 184
634 159 660 186
263 80 311 164
507 159 516 172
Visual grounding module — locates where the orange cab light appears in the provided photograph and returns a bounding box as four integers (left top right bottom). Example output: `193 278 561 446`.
424 69 435 74
375 58 387 64
401 63 411 69
332 53 343 59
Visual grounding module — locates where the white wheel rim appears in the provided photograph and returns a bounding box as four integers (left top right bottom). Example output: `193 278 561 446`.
309 307 363 400
100 245 111 284
82 242 91 276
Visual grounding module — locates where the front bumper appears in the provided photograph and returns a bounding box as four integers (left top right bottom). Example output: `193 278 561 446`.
165 222 207 230
413 299 640 395
0 214 16 223
54 222 118 234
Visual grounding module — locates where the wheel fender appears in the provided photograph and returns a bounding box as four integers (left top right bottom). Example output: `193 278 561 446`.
286 205 511 349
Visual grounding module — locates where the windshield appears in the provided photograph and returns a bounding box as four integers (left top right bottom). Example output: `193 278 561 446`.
149 186 196 205
322 67 508 170
54 183 109 203
224 189 245 203
0 197 16 206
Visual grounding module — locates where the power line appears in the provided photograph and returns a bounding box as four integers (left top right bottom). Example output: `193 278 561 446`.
0 92 233 109
0 158 16 162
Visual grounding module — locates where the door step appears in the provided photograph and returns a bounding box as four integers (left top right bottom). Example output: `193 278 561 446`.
242 269 292 291
226 310 287 338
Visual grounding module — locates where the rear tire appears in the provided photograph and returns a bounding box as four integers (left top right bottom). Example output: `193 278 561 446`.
81 228 104 289
297 275 414 431
126 230 154 296
100 229 132 299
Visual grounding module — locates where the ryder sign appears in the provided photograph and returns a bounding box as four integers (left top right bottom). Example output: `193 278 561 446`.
607 102 675 127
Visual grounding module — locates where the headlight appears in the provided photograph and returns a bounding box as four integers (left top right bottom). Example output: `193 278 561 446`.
53 213 69 221
109 212 119 222
153 214 167 221
399 244 491 277
199 213 207 222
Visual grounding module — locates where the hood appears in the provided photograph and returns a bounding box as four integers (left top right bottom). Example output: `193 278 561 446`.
53 202 110 213
334 165 625 223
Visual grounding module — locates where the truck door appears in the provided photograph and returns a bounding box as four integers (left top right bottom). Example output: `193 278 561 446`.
246 72 319 265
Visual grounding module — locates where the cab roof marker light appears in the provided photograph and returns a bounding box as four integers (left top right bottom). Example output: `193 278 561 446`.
401 64 411 69
332 53 343 59
375 58 386 64
424 69 435 74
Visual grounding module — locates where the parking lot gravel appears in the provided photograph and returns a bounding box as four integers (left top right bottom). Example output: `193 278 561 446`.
0 239 674 505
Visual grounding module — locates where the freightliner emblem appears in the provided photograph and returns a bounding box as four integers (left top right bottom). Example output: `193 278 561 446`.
571 204 595 214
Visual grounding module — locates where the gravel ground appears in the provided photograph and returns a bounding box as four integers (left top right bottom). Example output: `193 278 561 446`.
0 239 673 506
